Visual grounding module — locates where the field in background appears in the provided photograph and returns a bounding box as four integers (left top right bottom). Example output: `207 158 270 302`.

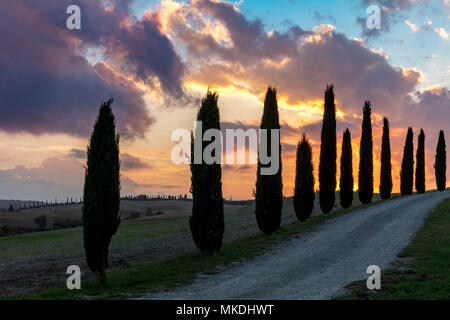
0 192 382 233
0 200 233 235
0 192 388 298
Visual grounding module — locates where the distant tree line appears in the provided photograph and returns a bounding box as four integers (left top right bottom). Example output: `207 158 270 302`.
121 194 190 201
2 198 82 213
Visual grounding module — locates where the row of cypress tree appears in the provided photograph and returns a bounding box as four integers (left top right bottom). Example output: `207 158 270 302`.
293 84 448 222
81 87 447 281
189 85 448 255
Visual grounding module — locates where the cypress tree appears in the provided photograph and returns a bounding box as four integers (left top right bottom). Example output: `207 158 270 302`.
319 84 336 213
415 129 426 194
255 87 283 234
340 129 353 209
379 117 392 199
358 101 373 204
400 127 414 195
83 99 121 283
294 134 315 221
434 130 446 191
190 90 224 253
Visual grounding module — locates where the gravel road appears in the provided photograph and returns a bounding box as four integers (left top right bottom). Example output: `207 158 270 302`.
140 190 450 300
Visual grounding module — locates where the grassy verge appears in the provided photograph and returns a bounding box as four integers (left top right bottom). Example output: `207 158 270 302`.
337 196 450 300
13 199 387 300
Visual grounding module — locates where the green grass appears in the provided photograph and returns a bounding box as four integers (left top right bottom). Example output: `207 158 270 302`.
14 199 386 300
337 195 450 300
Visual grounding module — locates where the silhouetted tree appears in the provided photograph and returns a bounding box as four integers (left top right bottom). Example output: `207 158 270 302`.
319 84 336 213
400 127 414 195
340 129 353 208
83 99 121 283
415 129 426 194
255 87 283 234
190 90 224 252
379 117 393 200
34 215 47 231
358 101 373 204
294 134 315 221
434 130 446 191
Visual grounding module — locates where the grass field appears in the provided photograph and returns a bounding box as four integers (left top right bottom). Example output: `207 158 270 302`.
337 196 450 300
13 197 388 300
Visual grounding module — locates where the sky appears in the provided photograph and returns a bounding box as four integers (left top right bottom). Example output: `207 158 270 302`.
0 0 449 201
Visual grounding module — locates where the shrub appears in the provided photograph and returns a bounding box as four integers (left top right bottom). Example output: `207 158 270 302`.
34 215 47 230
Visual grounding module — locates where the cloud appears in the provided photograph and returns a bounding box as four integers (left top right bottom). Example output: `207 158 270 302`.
397 87 450 130
68 148 86 160
312 10 336 24
405 19 419 32
0 157 85 200
434 27 449 39
121 153 152 171
165 0 421 118
404 19 448 39
68 148 152 171
0 1 186 139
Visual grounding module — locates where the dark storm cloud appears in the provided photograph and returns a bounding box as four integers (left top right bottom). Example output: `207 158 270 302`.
0 1 185 138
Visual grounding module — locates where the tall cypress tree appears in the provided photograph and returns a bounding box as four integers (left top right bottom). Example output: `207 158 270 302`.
255 87 283 234
358 101 373 204
83 99 121 283
294 134 315 221
415 129 426 194
434 130 446 192
400 127 414 195
319 84 336 213
190 90 224 253
340 129 353 209
379 117 392 199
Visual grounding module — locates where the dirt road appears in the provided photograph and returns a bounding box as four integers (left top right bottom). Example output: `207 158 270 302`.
140 190 450 300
